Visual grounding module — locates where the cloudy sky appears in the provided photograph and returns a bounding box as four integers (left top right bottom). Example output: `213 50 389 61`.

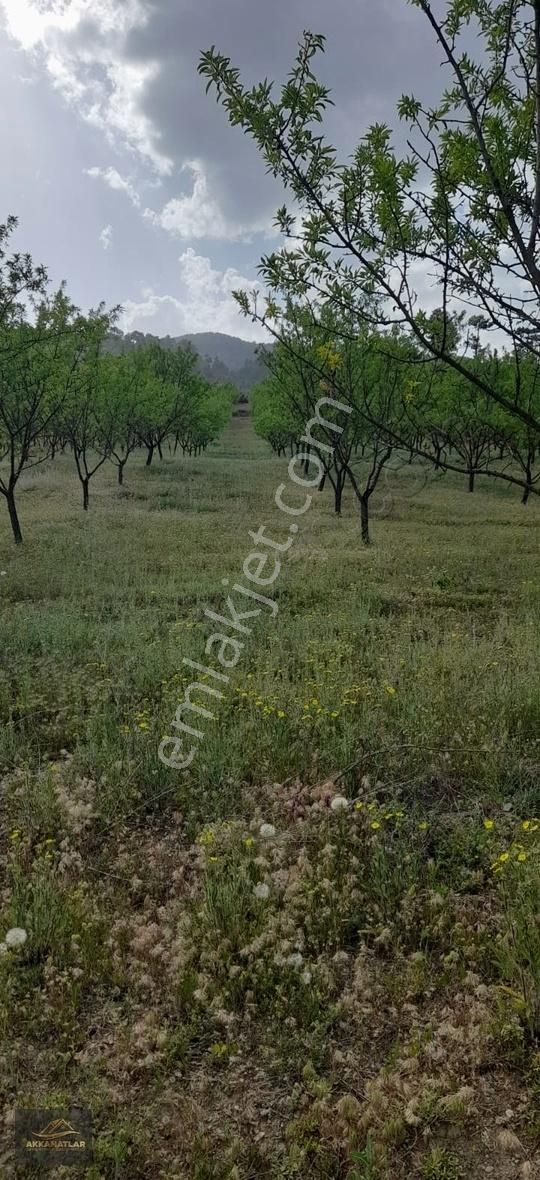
0 0 444 341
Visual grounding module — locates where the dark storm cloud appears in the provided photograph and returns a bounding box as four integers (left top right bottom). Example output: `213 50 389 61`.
120 0 446 224
0 0 453 337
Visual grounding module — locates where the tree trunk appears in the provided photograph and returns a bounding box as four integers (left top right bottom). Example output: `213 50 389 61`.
82 478 89 511
6 485 22 544
157 441 163 460
468 470 475 493
335 475 344 515
522 484 531 505
118 461 125 486
360 495 370 545
146 444 154 467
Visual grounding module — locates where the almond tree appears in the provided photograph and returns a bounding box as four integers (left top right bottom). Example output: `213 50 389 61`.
0 287 82 543
0 216 50 542
60 306 116 510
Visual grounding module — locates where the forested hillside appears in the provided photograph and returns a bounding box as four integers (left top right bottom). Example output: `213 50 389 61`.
106 329 271 392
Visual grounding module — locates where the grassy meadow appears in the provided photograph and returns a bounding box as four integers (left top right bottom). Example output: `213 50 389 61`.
1 416 540 1178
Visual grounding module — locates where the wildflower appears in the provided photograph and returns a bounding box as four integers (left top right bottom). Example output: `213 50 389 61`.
198 829 215 847
418 821 428 832
301 969 312 985
371 821 381 831
499 852 510 863
5 928 27 948
517 852 528 862
253 882 270 901
244 837 254 849
259 823 276 839
277 710 286 719
287 952 303 969
330 795 349 812
483 819 494 830
384 684 397 696
208 856 219 863
355 801 364 811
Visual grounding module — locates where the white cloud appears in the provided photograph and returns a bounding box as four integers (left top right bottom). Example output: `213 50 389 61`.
144 160 272 242
0 0 172 174
119 248 267 340
86 166 141 207
99 224 113 250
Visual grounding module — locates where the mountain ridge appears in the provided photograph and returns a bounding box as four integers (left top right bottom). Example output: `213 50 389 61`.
106 329 271 392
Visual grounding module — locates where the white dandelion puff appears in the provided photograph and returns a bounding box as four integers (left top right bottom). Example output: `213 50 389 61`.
287 952 303 969
259 823 276 839
330 795 349 812
253 882 270 900
5 927 27 948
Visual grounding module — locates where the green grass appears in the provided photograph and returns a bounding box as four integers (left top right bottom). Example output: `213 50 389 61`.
0 417 539 1178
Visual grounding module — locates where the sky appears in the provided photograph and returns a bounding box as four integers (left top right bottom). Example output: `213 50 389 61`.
0 0 446 342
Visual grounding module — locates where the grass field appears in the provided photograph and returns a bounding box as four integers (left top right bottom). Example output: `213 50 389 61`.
1 417 539 1179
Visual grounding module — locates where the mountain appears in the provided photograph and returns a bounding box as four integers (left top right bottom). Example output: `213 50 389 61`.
106 329 271 393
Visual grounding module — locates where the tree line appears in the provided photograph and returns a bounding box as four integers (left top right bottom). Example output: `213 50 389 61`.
251 306 539 542
0 217 235 543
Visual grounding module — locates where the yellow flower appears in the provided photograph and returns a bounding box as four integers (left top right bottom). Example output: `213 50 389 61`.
384 684 397 696
371 821 381 830
499 852 510 863
483 819 494 831
418 821 428 832
210 1041 228 1057
198 829 215 847
355 802 364 811
244 837 254 848
517 852 528 862
208 856 219 863
277 710 286 718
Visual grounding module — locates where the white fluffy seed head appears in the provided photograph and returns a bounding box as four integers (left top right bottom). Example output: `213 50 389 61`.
259 823 276 839
287 952 303 969
5 928 27 948
330 795 349 812
253 882 270 900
